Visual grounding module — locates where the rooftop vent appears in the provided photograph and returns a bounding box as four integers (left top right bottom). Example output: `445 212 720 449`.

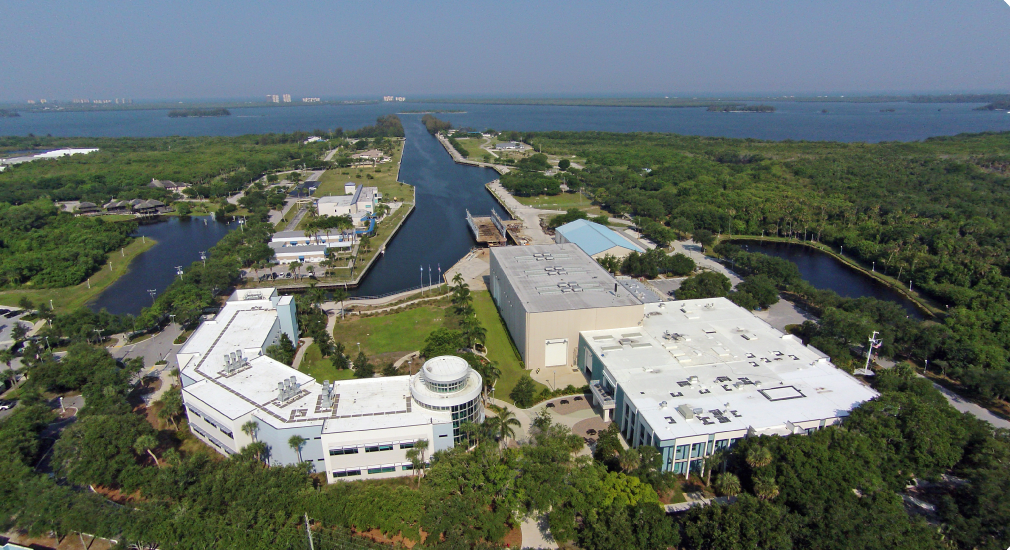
277 376 302 403
223 350 248 373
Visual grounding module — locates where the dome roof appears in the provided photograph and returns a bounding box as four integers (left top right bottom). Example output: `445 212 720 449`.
422 355 470 383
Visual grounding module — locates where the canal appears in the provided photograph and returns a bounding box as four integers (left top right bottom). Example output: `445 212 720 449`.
89 216 234 315
352 117 508 296
732 241 924 318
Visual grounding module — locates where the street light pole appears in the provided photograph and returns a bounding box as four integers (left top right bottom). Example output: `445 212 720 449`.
148 289 157 305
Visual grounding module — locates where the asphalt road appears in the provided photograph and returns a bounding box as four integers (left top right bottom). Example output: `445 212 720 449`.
111 323 184 373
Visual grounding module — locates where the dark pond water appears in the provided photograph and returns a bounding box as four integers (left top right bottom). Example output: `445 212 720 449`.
732 241 923 317
89 216 233 315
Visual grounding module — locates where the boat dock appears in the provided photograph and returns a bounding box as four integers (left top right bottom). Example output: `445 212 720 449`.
465 209 523 246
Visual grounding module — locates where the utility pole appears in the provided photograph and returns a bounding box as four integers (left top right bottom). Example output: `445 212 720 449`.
304 513 315 550
200 251 207 267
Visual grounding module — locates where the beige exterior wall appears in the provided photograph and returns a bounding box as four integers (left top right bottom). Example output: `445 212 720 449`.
590 245 638 261
524 305 644 370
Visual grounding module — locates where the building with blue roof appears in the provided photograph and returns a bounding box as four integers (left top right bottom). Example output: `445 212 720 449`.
554 219 644 260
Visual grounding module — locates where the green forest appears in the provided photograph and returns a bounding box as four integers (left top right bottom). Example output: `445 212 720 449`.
0 133 330 204
1 338 1007 549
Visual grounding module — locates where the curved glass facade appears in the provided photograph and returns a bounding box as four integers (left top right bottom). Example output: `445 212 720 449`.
415 393 483 443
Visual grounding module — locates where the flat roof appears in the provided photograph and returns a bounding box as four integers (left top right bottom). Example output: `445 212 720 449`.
556 219 644 256
491 243 643 313
584 298 878 443
181 288 450 432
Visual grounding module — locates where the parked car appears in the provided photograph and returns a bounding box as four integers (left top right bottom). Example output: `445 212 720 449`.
0 400 16 411
3 311 19 318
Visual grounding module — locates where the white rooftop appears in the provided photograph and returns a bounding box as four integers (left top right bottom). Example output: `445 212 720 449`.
491 243 643 313
180 288 450 432
584 298 878 443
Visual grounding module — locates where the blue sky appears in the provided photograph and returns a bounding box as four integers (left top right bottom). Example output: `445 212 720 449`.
1 0 1008 100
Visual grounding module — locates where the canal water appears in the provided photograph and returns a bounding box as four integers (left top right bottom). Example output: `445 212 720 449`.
354 118 507 296
732 241 923 317
89 216 233 315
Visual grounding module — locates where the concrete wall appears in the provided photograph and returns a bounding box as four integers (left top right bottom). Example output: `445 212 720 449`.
273 296 299 343
432 421 455 452
322 424 442 482
524 304 644 370
489 253 528 366
591 245 637 261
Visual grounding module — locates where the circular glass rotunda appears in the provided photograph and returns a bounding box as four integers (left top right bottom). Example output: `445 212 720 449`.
410 355 484 442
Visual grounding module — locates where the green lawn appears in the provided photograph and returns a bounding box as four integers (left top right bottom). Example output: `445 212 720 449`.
513 193 603 216
453 137 489 160
472 290 547 404
315 139 410 203
0 235 157 312
299 343 356 383
332 301 451 359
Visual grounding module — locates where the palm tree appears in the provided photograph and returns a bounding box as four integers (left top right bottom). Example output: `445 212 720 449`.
490 405 521 449
753 476 780 501
713 472 741 496
405 439 430 486
332 288 348 320
705 448 729 486
241 420 259 442
134 435 160 467
459 420 481 447
246 441 269 464
618 448 641 473
745 446 772 469
288 435 307 463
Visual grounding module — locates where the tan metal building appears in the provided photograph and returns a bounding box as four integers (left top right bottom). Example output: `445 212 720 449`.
489 243 645 370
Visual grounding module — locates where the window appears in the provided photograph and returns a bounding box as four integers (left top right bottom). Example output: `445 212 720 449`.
401 464 414 471
673 461 687 474
715 439 729 451
329 447 359 456
691 442 705 458
220 428 234 439
675 444 689 460
188 407 202 418
365 444 394 453
584 347 593 374
332 469 361 478
367 465 396 474
399 442 415 449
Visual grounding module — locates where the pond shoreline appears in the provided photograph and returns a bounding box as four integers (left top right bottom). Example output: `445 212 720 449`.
724 235 941 318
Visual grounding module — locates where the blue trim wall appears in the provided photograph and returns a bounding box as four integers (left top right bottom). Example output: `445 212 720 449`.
254 418 324 472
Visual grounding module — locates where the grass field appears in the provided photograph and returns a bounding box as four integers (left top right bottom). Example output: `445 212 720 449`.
332 300 452 360
472 290 547 403
315 140 410 203
299 343 356 384
0 235 157 312
453 137 490 160
514 193 605 216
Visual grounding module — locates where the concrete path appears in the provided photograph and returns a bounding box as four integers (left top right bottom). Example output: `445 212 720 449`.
670 240 743 286
269 198 297 225
285 205 309 231
520 514 557 549
927 377 1010 429
665 496 736 513
488 398 533 442
752 299 817 332
292 337 314 369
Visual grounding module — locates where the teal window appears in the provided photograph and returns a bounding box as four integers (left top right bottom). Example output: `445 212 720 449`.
675 444 689 460
691 443 705 458
673 461 687 474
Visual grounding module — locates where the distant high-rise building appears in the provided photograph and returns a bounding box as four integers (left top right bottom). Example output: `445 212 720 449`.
395 96 406 102
26 100 36 104
39 99 46 104
282 94 291 103
302 97 321 103
268 95 280 103
383 96 394 102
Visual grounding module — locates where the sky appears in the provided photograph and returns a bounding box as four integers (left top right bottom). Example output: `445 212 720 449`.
1 0 1008 101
